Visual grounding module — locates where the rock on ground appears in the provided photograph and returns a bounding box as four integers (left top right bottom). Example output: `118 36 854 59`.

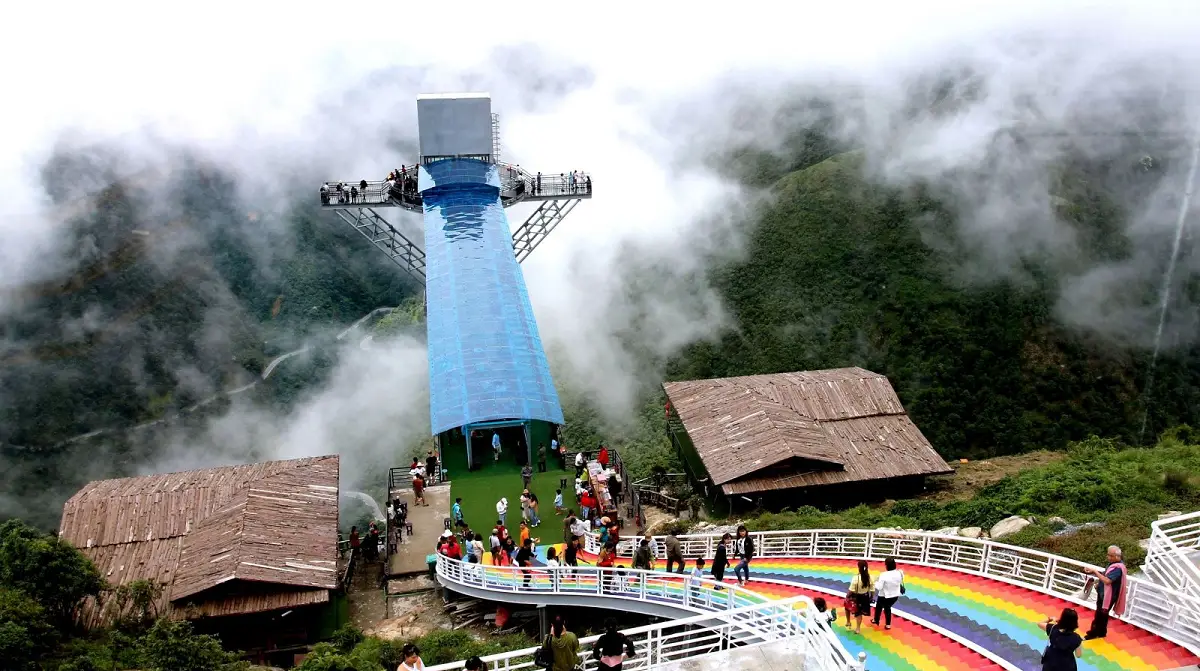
990 516 1031 539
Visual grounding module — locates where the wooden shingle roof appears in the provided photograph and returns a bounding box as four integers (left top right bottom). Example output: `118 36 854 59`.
663 368 952 495
58 455 340 627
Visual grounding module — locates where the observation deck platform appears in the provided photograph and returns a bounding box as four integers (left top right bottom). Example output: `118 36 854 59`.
320 164 592 213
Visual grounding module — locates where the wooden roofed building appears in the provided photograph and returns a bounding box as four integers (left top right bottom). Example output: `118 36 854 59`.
58 455 345 659
663 368 953 509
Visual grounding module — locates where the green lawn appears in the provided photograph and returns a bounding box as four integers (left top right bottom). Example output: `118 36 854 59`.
444 443 579 544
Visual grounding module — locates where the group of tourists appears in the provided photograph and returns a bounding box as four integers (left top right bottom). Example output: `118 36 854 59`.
318 167 418 207
528 170 592 197
408 453 438 507
1035 545 1127 671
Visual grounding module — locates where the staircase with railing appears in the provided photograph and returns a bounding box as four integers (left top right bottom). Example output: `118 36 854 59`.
1146 510 1200 601
434 555 864 670
425 594 856 671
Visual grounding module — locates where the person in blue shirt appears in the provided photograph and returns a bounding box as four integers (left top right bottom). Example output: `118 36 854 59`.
452 498 464 526
492 431 502 461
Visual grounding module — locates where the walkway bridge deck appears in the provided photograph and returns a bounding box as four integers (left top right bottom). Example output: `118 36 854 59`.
434 527 1200 671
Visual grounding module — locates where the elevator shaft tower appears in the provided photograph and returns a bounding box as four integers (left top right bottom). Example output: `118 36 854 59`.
320 93 590 466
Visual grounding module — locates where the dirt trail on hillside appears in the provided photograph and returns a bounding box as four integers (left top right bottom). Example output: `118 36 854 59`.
920 451 1066 502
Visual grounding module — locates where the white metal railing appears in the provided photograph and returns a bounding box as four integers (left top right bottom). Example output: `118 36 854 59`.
1146 511 1200 602
434 556 864 671
603 528 1200 655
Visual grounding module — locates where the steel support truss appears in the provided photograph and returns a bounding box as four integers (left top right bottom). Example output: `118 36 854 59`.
511 199 579 264
331 207 427 283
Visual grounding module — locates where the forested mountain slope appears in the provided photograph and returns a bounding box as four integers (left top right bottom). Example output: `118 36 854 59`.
666 148 1200 457
0 159 418 526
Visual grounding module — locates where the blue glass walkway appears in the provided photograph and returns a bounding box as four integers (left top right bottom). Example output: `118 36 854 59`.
420 159 564 435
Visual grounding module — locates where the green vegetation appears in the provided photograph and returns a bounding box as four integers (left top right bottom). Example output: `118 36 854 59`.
739 430 1200 566
0 520 247 671
665 149 1200 459
297 625 534 671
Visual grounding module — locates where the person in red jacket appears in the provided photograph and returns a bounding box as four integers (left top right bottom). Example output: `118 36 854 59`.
598 445 610 468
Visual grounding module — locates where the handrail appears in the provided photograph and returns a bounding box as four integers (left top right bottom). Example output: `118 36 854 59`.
433 555 863 670
1147 511 1200 601
601 527 1200 655
321 166 592 209
424 595 844 671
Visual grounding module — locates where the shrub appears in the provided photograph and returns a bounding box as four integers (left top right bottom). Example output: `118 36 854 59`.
1164 469 1192 494
330 624 364 653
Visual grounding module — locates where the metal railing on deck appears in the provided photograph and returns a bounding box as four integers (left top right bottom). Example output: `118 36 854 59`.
432 555 863 670
601 527 1200 655
321 165 590 210
1146 511 1200 601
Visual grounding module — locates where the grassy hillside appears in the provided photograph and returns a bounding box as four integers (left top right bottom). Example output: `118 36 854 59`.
742 429 1200 566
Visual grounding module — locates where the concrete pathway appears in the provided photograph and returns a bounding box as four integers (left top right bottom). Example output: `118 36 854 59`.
388 484 451 575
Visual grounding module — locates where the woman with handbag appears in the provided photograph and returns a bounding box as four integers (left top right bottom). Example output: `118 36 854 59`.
845 560 874 634
872 556 905 629
548 616 580 671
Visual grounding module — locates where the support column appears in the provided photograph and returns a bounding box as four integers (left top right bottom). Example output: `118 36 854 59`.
464 424 474 471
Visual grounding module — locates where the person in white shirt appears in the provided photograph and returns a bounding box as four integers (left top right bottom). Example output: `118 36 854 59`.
571 517 590 539
812 597 837 626
398 643 425 671
687 557 706 607
496 498 508 527
872 556 905 629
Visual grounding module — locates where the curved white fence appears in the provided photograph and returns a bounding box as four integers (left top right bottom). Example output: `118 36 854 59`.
434 556 863 670
600 528 1200 654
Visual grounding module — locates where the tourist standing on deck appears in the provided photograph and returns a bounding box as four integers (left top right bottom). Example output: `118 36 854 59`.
1041 607 1084 670
496 497 508 527
452 498 464 527
517 538 535 588
665 529 685 574
733 525 754 585
549 617 580 671
845 560 873 634
1084 545 1126 640
426 451 438 483
528 491 541 527
711 533 730 588
412 472 426 506
873 557 904 629
592 617 636 671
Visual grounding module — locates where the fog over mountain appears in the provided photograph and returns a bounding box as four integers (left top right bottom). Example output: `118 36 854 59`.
3 1 1200 527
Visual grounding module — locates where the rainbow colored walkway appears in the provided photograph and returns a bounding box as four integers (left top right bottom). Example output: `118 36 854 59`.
514 549 1199 671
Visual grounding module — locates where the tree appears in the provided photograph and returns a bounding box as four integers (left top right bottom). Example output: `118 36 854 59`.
0 588 56 670
104 579 164 630
137 619 248 671
0 520 103 628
